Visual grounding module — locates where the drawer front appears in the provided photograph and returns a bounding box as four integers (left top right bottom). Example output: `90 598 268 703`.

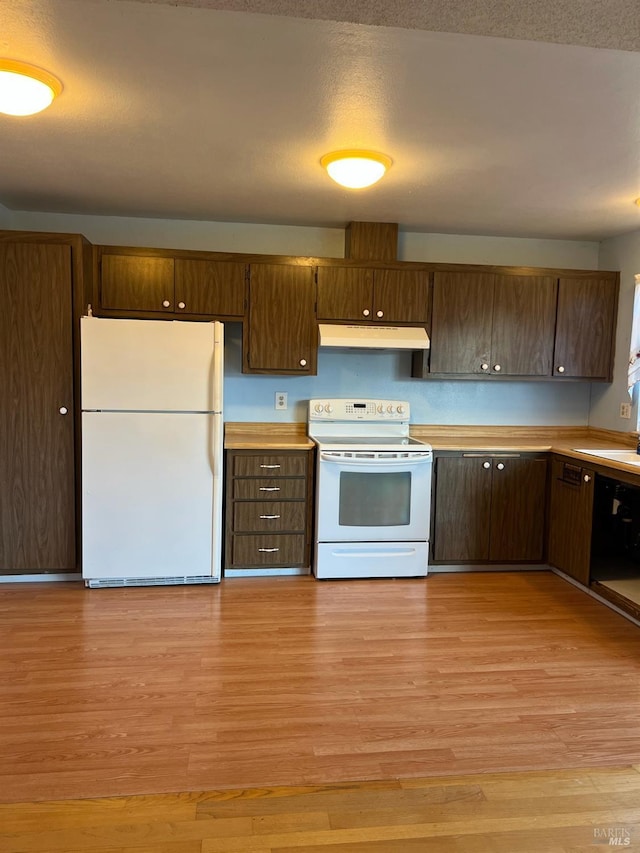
233 478 307 500
232 454 307 478
233 501 306 532
232 534 306 567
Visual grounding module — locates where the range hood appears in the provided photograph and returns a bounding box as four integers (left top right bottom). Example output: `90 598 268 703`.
319 324 430 350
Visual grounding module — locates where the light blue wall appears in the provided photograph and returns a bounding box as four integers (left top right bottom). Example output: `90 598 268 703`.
8 210 604 426
591 229 640 432
223 322 592 425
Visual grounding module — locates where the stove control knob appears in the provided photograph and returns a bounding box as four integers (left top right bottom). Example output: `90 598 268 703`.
397 404 405 414
325 404 333 413
387 404 394 413
377 404 385 414
314 403 324 413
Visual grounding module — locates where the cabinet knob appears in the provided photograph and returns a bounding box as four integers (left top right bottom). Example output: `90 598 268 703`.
162 299 171 308
259 514 281 520
584 474 591 483
258 547 280 553
259 486 280 492
481 363 489 371
376 310 384 318
59 406 68 415
299 358 307 367
493 364 502 372
363 309 370 317
496 462 505 470
177 301 186 309
482 461 491 469
260 464 281 469
557 365 565 374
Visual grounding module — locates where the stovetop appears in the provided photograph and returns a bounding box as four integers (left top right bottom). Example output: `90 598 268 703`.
308 398 432 453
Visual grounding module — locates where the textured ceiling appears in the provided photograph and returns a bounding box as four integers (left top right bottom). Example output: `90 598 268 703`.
130 0 640 52
2 0 640 241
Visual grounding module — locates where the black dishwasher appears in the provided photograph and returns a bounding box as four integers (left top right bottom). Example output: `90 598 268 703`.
591 474 640 583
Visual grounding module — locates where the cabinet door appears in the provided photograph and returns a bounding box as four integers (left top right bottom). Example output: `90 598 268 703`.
432 456 492 561
174 259 246 317
489 457 547 561
246 264 316 373
547 458 594 585
0 243 76 572
101 255 175 312
491 275 557 376
553 278 617 379
373 269 430 324
429 272 494 374
316 267 373 321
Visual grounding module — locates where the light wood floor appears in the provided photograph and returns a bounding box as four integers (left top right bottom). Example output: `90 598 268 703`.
1 765 639 852
1 571 640 848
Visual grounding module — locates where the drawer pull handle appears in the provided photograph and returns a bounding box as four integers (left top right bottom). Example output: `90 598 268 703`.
258 547 280 553
260 464 281 469
259 487 280 491
259 514 281 519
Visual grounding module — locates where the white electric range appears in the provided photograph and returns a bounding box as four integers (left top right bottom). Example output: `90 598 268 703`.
308 399 433 579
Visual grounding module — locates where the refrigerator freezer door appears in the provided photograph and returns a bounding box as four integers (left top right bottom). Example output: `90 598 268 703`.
82 411 221 581
81 317 221 413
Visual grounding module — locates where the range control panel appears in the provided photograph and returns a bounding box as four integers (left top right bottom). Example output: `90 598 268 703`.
309 399 410 421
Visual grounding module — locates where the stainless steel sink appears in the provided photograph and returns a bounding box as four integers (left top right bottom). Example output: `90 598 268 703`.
573 449 640 466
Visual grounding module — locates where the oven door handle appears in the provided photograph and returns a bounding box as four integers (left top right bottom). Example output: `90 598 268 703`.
319 451 431 466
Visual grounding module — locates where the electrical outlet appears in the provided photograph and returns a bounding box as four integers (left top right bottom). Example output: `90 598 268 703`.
620 402 632 419
275 392 288 410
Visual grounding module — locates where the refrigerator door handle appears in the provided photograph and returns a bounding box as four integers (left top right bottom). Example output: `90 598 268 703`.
209 321 224 580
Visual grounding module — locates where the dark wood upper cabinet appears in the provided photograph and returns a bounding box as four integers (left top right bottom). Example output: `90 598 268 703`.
316 266 429 324
547 457 594 585
96 242 618 382
316 267 372 321
491 275 557 376
429 271 556 376
432 454 547 563
174 259 245 317
553 277 618 380
0 240 78 573
374 269 429 323
429 271 494 374
101 254 175 312
99 254 246 319
244 264 317 374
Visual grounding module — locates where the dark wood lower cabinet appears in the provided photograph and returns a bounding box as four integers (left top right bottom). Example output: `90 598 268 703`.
224 450 314 572
547 457 594 585
432 454 548 563
433 457 492 561
0 238 81 574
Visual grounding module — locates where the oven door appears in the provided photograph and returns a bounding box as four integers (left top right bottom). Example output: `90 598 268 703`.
316 450 432 542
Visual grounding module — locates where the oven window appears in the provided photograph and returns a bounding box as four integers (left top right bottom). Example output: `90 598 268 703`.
339 471 411 526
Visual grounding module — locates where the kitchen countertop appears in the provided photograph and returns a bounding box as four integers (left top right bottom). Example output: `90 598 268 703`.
225 422 640 474
225 422 314 450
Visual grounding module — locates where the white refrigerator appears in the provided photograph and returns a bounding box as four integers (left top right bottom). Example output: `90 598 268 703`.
81 317 224 588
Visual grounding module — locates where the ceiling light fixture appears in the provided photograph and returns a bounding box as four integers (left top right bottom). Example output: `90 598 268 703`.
321 149 392 189
0 59 62 116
